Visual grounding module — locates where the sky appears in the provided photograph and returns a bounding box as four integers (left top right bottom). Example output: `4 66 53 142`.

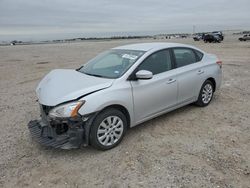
0 0 250 42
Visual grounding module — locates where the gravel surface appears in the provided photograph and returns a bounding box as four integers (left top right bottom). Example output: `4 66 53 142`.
0 36 250 188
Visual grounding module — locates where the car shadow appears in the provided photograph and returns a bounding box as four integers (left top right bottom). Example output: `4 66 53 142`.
126 104 194 134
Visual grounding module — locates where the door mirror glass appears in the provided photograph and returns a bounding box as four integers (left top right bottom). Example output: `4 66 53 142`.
135 70 153 80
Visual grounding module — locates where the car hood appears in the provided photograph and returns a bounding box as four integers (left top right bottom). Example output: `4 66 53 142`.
36 69 114 106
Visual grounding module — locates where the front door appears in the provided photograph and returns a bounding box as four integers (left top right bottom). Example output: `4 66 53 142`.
130 49 178 124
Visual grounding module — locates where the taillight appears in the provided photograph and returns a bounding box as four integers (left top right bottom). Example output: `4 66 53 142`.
216 61 222 68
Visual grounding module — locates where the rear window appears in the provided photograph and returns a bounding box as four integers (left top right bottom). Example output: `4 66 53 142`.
173 48 197 68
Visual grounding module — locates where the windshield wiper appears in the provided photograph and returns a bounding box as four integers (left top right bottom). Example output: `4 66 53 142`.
83 72 106 78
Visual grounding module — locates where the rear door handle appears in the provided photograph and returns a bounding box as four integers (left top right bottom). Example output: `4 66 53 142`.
197 70 204 75
166 78 176 84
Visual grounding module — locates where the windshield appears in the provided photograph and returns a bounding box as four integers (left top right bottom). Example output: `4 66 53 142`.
78 49 145 78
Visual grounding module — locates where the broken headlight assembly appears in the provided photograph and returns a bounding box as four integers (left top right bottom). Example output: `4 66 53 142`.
48 100 85 118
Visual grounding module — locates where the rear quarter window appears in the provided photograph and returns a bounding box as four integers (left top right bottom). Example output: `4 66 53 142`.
194 50 204 61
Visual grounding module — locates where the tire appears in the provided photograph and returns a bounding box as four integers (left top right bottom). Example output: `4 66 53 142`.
195 80 214 107
90 108 127 150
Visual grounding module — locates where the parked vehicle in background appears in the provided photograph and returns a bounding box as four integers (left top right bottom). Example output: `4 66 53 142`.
193 31 223 42
239 34 250 41
193 35 202 41
203 34 222 43
28 43 222 150
212 31 224 41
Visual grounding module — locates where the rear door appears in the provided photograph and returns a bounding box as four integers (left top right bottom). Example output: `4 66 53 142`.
130 49 178 123
172 48 205 104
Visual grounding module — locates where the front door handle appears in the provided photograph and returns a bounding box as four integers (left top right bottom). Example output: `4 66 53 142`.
166 78 176 84
197 70 204 75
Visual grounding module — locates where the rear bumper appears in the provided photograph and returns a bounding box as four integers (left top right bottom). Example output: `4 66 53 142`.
28 118 84 149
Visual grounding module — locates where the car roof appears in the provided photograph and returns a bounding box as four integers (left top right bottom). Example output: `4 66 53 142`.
113 42 199 52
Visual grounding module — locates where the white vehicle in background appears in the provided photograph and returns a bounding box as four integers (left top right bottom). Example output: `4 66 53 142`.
239 34 250 41
28 43 222 150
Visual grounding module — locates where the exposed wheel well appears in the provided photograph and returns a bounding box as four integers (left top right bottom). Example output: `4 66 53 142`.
100 105 131 128
206 77 216 91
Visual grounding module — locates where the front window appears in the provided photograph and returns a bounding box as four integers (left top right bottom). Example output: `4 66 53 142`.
137 49 172 75
78 49 145 78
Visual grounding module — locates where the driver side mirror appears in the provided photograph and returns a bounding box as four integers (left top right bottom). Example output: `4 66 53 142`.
135 70 153 80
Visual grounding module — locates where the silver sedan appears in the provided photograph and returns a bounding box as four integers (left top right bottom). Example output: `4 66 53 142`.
28 43 222 150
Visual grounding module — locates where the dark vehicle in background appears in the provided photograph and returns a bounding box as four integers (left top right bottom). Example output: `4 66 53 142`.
203 34 222 43
193 31 223 43
239 34 250 41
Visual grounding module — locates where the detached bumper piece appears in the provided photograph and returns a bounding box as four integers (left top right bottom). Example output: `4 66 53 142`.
28 119 84 149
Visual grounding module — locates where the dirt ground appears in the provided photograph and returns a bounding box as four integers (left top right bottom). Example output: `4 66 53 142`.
0 35 250 188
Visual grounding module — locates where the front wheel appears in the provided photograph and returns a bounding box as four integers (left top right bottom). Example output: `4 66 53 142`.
90 108 127 150
195 80 214 107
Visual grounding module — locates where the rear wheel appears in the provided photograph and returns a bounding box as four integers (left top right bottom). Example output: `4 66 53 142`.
195 80 214 107
90 108 127 150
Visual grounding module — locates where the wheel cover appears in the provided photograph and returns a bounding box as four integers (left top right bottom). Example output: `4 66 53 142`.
97 116 124 146
202 83 213 104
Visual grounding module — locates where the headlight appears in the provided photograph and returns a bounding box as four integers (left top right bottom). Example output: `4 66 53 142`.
48 101 85 118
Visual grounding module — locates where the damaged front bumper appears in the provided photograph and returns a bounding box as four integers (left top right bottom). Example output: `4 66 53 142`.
27 105 97 149
28 118 84 149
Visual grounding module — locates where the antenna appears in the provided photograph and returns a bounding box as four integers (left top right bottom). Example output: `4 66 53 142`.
193 25 196 34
